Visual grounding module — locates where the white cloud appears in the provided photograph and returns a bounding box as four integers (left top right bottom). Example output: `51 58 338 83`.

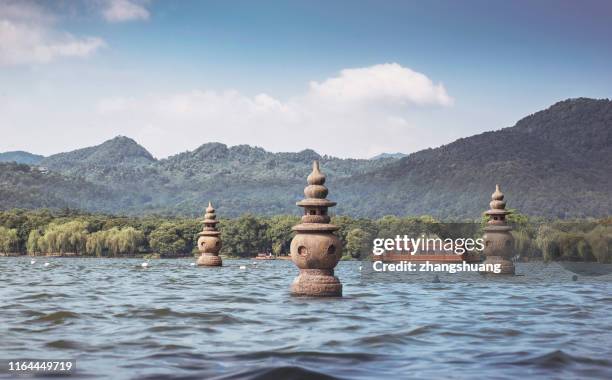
0 1 105 66
308 63 453 106
91 63 453 158
102 0 150 23
0 62 456 158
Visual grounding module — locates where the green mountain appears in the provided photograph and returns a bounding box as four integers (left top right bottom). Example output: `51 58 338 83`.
0 162 125 211
41 136 156 173
336 98 612 218
0 98 610 218
0 151 44 165
369 152 407 160
10 137 395 216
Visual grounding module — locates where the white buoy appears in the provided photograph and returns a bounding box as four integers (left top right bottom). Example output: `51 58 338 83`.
359 265 362 271
239 265 246 270
190 262 196 266
30 259 36 265
44 262 50 267
141 262 149 268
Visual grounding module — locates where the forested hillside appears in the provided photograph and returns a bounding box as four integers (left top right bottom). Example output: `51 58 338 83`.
336 98 612 218
0 98 610 219
0 151 44 165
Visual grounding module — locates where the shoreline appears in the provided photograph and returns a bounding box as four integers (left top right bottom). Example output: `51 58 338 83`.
0 254 609 265
0 253 290 260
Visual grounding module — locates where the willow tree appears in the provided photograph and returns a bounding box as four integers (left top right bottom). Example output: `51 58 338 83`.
345 228 372 259
86 230 109 256
86 227 145 256
585 225 612 263
35 221 89 254
26 229 43 254
109 227 144 255
0 226 20 253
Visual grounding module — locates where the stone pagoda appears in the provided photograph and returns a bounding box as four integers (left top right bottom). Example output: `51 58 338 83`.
290 161 343 296
196 202 222 267
482 185 515 274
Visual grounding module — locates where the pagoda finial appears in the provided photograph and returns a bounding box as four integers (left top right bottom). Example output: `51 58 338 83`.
307 160 326 186
304 160 329 200
204 202 217 221
489 184 507 210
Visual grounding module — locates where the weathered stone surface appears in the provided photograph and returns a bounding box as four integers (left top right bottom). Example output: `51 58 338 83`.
197 254 223 267
291 269 342 297
290 161 343 297
197 235 221 255
196 202 223 267
290 233 342 270
483 255 515 275
482 185 515 275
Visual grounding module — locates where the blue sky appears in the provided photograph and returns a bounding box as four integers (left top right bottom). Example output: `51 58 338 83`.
1 0 611 158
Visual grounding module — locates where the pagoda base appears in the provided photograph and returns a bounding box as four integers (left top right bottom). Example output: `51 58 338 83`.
481 256 514 275
291 269 342 297
197 254 222 267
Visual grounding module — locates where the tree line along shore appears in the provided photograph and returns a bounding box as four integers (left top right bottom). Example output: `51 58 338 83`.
0 209 610 262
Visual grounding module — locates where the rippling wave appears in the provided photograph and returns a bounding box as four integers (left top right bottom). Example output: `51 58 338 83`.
1 257 612 379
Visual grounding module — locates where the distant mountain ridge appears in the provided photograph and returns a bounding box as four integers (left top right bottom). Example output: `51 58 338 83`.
41 136 156 173
336 98 612 218
0 151 44 165
370 152 407 160
0 98 610 218
2 136 396 216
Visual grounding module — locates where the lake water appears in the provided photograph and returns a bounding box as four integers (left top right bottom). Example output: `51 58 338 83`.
1 257 612 379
